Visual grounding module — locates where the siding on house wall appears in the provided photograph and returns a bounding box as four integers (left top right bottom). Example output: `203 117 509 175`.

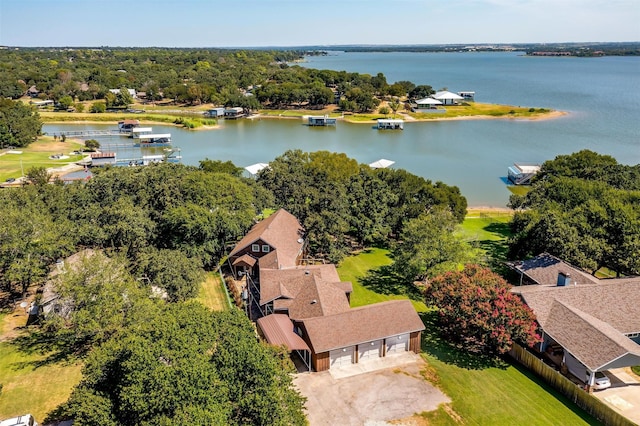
409 331 421 353
230 238 272 262
313 351 330 371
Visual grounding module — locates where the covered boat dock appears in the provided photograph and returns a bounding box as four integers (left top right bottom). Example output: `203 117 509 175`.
377 119 404 130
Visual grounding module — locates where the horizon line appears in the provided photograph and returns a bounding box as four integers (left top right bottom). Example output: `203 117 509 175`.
2 41 639 50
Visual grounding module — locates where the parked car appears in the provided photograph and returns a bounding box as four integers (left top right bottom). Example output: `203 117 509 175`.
593 371 611 390
5 177 16 183
0 413 37 426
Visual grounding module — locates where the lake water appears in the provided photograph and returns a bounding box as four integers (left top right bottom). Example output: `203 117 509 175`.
44 51 640 207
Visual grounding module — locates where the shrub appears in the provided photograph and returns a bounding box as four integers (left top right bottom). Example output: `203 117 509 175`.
90 102 106 113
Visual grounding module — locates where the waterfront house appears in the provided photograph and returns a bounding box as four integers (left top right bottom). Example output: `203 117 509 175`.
432 91 464 105
228 208 305 278
230 209 425 371
414 97 443 110
511 256 640 390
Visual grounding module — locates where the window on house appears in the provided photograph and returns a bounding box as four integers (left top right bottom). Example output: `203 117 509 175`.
251 244 260 252
262 245 270 253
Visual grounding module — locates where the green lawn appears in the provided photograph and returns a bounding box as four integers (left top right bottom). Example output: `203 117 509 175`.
0 137 85 181
0 342 82 422
336 242 598 425
458 209 514 272
195 272 230 311
409 102 552 120
337 248 426 312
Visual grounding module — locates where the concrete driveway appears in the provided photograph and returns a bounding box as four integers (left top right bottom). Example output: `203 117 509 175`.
592 368 640 425
293 353 449 425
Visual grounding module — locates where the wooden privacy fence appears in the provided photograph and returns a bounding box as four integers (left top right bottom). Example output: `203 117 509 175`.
509 343 636 426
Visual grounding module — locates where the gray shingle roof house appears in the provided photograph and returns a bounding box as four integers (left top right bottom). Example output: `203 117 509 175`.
231 209 424 371
511 254 640 386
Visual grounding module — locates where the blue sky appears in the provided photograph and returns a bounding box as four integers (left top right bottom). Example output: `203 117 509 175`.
1 0 638 47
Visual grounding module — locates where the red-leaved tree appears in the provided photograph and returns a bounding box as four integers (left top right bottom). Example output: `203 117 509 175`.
425 264 541 355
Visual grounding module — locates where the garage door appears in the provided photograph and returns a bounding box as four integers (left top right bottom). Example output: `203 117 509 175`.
330 346 354 368
386 334 409 354
358 340 382 362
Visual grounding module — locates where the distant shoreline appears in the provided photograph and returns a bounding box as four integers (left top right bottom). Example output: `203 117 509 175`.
43 109 566 128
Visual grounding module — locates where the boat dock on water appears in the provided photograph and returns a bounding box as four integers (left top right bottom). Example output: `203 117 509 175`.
128 126 172 146
308 115 337 126
507 163 541 185
133 133 172 147
87 148 181 168
377 119 404 130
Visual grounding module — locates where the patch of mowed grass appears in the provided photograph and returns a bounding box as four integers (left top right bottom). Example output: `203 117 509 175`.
0 342 82 422
335 244 598 425
410 102 553 120
0 137 85 181
337 247 427 312
420 311 599 425
196 272 229 311
458 209 514 271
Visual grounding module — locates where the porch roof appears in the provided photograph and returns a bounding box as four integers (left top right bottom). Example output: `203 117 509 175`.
257 314 310 351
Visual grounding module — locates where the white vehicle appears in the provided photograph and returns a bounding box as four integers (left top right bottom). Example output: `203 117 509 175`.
593 371 611 390
0 414 37 426
564 352 611 390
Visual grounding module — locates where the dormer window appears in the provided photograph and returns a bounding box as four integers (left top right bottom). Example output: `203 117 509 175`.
262 245 270 253
251 244 260 252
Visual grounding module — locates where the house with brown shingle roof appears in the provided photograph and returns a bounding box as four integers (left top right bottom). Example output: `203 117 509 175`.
228 208 305 277
232 209 424 371
511 254 640 388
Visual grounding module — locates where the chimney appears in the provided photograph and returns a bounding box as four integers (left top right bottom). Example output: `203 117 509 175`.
557 272 571 287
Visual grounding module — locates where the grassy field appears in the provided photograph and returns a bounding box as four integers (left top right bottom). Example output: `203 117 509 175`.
0 306 83 422
422 328 599 425
0 137 85 181
458 209 514 273
0 342 83 422
195 272 230 311
337 215 598 425
409 102 552 120
337 248 427 312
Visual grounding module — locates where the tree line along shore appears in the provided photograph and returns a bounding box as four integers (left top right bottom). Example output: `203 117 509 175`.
2 47 558 127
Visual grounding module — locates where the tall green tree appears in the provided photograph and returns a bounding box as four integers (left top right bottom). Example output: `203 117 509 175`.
508 151 640 275
392 208 475 281
0 98 42 148
54 305 306 426
44 251 150 351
